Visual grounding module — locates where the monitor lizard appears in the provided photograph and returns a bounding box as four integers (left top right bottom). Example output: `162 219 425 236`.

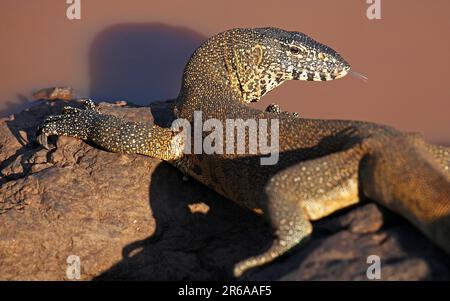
36 27 450 277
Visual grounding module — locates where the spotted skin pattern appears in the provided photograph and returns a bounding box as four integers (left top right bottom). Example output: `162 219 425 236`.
37 28 450 277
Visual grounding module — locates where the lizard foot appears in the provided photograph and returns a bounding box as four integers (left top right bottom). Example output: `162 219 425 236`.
233 202 312 278
233 175 314 278
36 99 99 149
265 103 299 117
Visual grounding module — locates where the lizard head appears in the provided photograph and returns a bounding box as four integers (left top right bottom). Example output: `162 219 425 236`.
181 27 351 104
228 28 351 103
261 28 350 81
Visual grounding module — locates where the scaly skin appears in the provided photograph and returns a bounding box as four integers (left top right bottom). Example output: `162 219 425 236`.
37 28 450 277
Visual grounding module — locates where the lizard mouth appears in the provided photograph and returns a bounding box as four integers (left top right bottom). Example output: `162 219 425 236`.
303 70 347 81
331 65 351 80
333 70 348 80
349 70 369 82
294 66 351 81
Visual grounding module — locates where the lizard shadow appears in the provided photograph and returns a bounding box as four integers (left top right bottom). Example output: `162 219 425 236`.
89 23 205 106
95 162 274 280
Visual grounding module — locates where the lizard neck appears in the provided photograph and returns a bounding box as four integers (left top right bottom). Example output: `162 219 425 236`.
177 30 243 107
175 29 285 120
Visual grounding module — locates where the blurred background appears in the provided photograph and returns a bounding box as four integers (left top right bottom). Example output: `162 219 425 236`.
0 0 449 144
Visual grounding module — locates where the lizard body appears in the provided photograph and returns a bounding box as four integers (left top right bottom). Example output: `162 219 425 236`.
37 28 450 277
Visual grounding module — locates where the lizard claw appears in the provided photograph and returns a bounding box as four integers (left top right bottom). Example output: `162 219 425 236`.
35 99 97 149
36 131 50 150
36 116 59 150
265 103 282 114
265 103 300 118
81 98 99 112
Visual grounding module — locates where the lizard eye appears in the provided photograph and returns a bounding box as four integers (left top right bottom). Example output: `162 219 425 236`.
289 45 302 55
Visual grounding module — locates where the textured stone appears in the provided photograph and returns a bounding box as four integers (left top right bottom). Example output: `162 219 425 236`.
32 87 75 101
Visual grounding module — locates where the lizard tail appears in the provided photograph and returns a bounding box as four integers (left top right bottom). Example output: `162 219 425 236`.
361 134 450 253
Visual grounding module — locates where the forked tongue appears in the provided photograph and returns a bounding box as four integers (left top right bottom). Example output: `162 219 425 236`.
349 70 368 82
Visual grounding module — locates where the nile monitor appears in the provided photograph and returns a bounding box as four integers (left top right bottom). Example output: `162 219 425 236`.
36 28 450 277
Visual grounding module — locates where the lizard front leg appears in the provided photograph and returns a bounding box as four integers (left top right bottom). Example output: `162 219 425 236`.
37 99 184 161
234 147 363 277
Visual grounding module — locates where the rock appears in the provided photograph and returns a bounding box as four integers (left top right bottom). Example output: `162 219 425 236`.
114 100 128 107
0 95 449 280
32 87 75 101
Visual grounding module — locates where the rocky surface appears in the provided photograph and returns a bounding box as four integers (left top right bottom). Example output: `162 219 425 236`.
1 93 449 280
